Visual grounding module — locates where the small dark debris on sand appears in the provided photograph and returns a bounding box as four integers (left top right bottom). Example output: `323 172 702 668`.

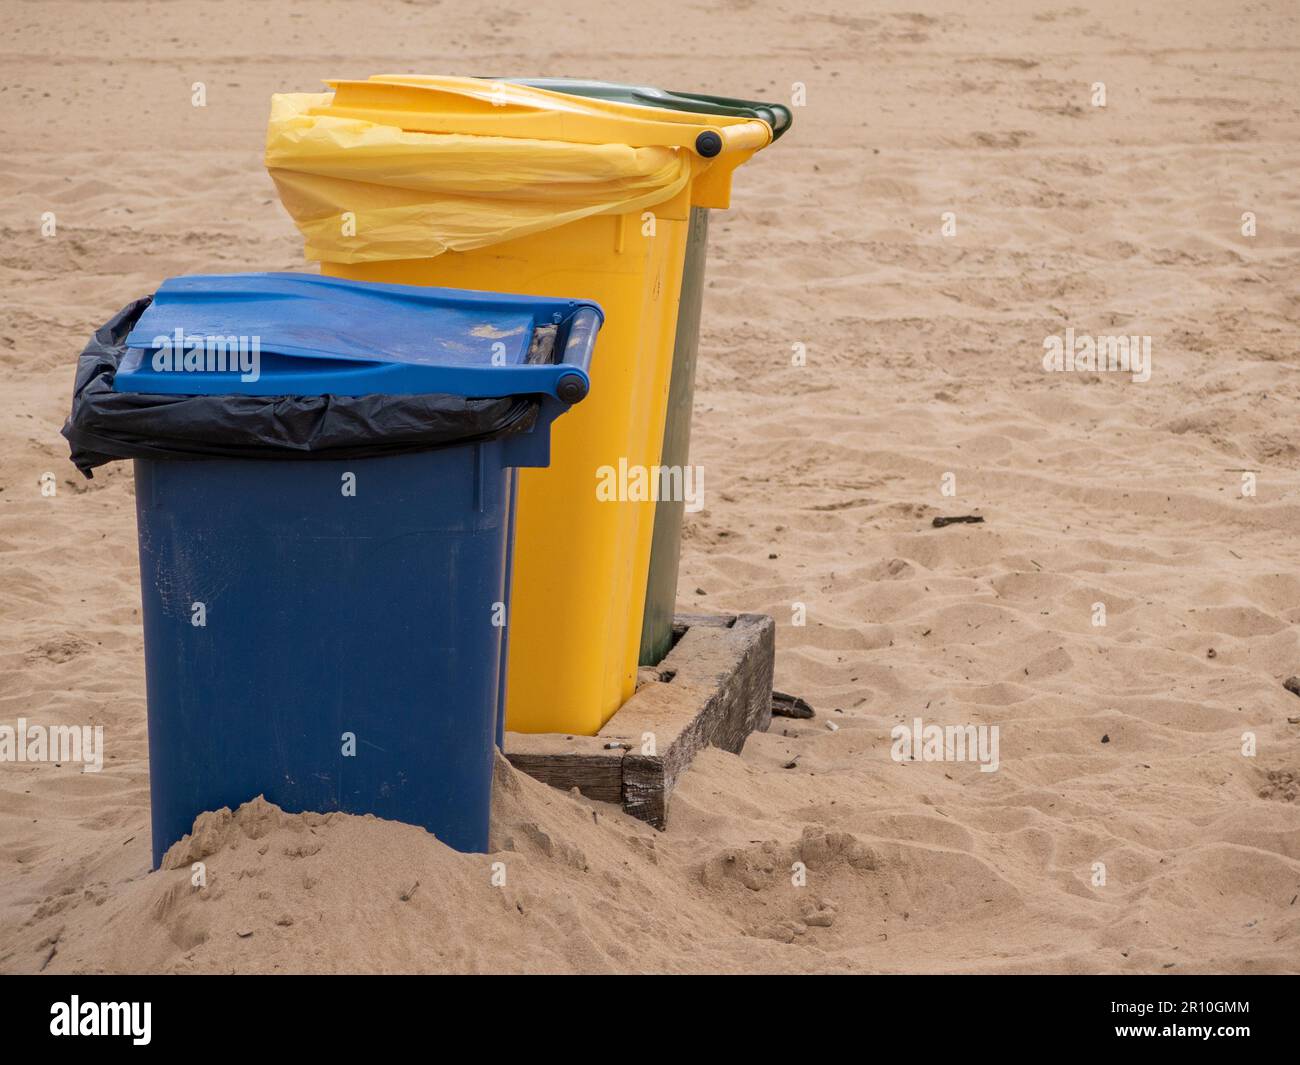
772 691 815 719
932 515 985 528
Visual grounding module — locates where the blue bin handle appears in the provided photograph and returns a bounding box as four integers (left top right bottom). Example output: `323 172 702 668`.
554 306 600 404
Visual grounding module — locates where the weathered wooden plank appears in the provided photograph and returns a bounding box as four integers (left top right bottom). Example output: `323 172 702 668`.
502 732 624 804
604 613 775 828
505 613 776 828
606 678 714 828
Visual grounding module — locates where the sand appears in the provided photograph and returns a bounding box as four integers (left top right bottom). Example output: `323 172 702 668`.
1 0 1298 974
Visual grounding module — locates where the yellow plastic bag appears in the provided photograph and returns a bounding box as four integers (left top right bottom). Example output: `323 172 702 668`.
265 92 694 263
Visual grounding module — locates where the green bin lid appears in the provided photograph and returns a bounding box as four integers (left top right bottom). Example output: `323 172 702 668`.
483 77 791 140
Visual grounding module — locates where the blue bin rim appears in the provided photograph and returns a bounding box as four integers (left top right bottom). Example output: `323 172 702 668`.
116 272 604 402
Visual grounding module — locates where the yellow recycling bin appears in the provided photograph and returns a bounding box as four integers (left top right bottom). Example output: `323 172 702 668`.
266 76 771 735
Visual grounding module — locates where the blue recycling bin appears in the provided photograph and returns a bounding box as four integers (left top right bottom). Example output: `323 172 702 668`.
111 273 601 867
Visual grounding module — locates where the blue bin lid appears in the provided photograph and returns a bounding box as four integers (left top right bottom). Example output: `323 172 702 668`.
115 272 603 400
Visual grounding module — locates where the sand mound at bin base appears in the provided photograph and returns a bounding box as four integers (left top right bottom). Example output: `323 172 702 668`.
15 753 927 973
16 756 801 973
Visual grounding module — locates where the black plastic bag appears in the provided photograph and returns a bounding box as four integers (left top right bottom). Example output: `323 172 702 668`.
62 298 539 477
